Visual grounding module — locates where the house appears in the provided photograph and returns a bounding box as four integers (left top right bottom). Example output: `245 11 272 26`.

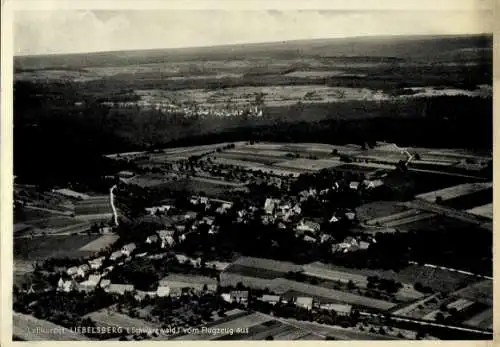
345 212 356 221
184 211 198 220
296 220 320 233
160 235 175 249
103 266 114 275
175 225 186 233
57 277 78 292
292 204 302 214
118 171 135 179
106 284 135 295
349 181 360 190
259 295 281 305
156 286 170 297
295 296 314 310
100 279 111 289
303 235 317 243
264 198 279 215
363 179 384 189
76 264 90 278
78 274 102 291
121 243 136 256
110 250 123 261
145 205 173 215
222 202 233 210
203 216 215 226
88 257 105 270
320 303 352 316
359 241 370 250
329 215 339 223
169 287 182 298
145 234 159 244
221 293 232 303
66 266 78 277
320 234 332 244
230 290 249 305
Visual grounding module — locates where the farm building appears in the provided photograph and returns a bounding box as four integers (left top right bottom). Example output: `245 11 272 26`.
230 291 249 305
109 250 123 261
295 296 314 310
319 303 353 316
446 298 475 313
159 274 217 292
88 256 105 269
259 295 281 305
106 284 135 295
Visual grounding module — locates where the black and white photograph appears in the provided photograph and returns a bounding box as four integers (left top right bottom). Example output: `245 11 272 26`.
4 0 495 342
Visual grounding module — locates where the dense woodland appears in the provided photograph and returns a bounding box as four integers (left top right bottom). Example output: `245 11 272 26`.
14 78 492 189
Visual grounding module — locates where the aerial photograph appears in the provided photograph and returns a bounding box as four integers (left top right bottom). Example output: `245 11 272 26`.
11 7 493 341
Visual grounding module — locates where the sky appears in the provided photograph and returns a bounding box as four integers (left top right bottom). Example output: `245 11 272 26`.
14 9 494 55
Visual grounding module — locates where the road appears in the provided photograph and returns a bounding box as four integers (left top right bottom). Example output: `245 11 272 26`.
110 185 119 226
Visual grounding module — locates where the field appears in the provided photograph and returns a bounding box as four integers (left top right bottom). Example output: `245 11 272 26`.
216 319 324 340
232 256 303 273
273 158 343 171
442 188 492 210
84 308 161 330
14 234 101 260
463 309 493 330
216 151 283 165
78 234 120 252
307 263 477 293
284 319 400 340
356 201 409 223
13 312 91 341
466 203 493 219
224 264 287 280
451 280 493 306
302 263 369 286
397 215 476 233
74 196 112 215
172 312 273 341
415 182 493 202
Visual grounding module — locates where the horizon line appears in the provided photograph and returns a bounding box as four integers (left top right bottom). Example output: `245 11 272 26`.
14 32 492 58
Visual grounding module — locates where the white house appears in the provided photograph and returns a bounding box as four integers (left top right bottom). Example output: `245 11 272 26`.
57 277 78 292
109 250 123 261
156 286 170 297
76 264 90 278
66 266 78 277
264 198 280 215
259 295 281 305
88 257 105 270
349 182 360 190
106 284 135 295
121 243 136 256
